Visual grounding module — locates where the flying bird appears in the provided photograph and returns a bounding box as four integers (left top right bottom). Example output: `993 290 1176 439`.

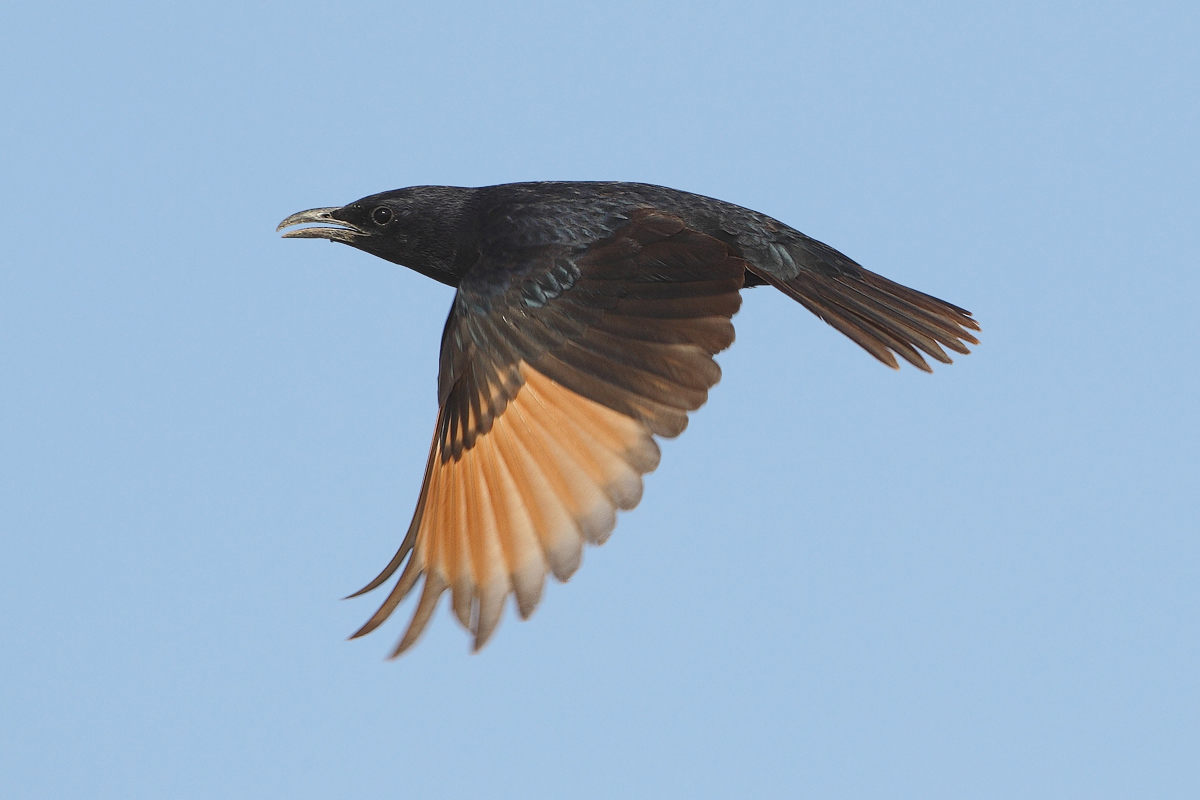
278 181 979 656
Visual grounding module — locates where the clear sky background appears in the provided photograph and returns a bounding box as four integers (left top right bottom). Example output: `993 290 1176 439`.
2 1 1198 798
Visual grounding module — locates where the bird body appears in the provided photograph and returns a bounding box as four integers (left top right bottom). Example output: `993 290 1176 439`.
278 181 979 656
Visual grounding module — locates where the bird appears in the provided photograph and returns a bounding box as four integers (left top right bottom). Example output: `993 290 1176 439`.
278 181 979 657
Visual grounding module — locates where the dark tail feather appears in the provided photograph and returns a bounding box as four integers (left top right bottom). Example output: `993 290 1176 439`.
748 264 979 371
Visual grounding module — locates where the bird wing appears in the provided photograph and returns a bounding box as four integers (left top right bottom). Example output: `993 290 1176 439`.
349 209 746 656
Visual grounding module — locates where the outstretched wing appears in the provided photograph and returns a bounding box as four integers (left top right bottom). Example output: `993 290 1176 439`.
350 210 746 656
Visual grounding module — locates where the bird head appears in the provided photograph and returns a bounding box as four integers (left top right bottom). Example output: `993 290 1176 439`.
277 186 470 285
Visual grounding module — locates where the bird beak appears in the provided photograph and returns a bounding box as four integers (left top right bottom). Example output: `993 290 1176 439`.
277 207 366 244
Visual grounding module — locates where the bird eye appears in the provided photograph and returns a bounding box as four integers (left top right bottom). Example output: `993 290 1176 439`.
371 206 393 226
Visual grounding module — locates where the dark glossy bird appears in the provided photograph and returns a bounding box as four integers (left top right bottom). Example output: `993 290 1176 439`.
278 181 979 656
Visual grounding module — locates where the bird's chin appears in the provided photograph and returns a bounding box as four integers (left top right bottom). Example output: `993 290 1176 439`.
277 207 368 244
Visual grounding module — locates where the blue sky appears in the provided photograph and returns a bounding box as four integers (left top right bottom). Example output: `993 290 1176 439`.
2 1 1198 798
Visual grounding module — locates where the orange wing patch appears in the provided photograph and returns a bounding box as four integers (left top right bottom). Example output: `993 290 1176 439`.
355 363 661 656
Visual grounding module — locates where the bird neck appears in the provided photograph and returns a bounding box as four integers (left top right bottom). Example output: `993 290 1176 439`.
398 187 475 287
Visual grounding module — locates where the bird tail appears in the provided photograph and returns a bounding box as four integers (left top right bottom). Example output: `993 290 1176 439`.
747 251 980 371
